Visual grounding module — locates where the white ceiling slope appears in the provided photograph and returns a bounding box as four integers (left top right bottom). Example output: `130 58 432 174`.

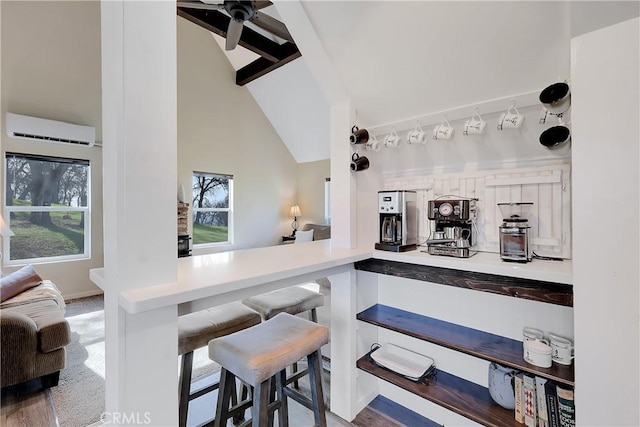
214 1 638 163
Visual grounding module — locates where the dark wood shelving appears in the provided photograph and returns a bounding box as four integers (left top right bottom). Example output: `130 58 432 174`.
354 258 573 307
358 354 517 427
357 304 574 386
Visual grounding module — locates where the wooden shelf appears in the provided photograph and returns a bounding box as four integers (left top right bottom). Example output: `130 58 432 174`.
357 304 574 386
354 258 573 307
358 354 517 427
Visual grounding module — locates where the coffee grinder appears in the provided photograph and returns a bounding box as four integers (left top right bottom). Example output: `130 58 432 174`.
498 202 534 262
375 190 417 252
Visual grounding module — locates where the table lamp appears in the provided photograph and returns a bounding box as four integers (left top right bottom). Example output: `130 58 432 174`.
290 205 301 236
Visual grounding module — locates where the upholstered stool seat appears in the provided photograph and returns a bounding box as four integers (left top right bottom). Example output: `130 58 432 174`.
178 302 261 427
209 312 329 427
242 285 325 389
241 286 324 321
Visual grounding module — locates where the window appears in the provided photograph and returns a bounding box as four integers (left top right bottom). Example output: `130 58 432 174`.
4 153 90 264
192 172 233 246
325 177 331 225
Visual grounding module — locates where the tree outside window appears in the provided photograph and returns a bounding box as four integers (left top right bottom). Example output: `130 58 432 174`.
4 153 90 264
192 172 233 245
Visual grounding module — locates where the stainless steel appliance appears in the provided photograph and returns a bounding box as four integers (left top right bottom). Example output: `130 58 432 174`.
425 199 477 258
498 202 533 262
375 190 417 252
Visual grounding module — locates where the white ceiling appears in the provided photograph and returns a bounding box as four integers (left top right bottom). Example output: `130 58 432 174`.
212 1 639 164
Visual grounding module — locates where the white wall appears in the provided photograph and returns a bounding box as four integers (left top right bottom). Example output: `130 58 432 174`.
297 159 330 225
177 16 298 253
571 17 639 426
0 1 103 299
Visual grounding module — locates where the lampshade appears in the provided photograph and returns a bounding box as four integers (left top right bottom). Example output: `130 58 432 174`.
289 205 301 217
0 214 14 237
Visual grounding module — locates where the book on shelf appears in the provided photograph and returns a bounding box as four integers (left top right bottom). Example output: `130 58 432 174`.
536 376 549 427
556 384 576 427
545 379 561 427
523 374 537 427
514 373 524 423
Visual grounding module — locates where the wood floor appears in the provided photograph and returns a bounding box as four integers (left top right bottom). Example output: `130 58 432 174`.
1 381 59 427
1 380 401 427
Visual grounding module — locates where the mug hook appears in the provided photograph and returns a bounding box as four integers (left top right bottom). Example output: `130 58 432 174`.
509 99 520 115
352 152 359 161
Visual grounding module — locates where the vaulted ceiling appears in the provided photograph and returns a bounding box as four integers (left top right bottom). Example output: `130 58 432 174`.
178 1 639 164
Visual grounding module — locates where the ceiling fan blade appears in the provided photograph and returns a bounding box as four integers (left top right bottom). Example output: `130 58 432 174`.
226 19 244 50
252 1 273 10
251 11 293 43
176 1 223 11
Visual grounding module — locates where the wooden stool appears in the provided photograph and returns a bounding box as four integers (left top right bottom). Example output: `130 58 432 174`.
209 312 329 427
178 301 261 427
241 285 324 388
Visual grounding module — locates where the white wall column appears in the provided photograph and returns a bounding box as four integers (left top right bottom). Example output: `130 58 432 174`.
329 268 358 420
101 1 178 424
571 17 639 426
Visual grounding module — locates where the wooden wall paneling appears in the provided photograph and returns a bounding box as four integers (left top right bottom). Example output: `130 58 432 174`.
551 172 563 255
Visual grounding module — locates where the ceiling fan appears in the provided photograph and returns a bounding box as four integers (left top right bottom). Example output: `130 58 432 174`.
177 0 293 51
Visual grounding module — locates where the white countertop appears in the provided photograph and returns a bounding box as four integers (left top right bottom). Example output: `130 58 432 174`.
372 248 573 284
90 241 572 314
91 240 371 314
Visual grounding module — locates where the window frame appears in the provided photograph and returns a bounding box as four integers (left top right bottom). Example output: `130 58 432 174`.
191 171 233 248
3 153 91 265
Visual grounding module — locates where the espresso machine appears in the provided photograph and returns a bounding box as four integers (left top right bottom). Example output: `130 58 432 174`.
498 202 534 262
425 199 477 258
375 190 417 252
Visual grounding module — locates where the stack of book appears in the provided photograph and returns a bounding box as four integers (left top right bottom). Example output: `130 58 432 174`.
514 374 575 427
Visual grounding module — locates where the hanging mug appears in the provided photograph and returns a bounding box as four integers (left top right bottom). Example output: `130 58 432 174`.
407 123 426 144
498 102 524 130
350 126 369 145
384 129 400 148
350 152 370 172
365 134 381 152
540 125 571 148
433 117 454 140
463 109 487 136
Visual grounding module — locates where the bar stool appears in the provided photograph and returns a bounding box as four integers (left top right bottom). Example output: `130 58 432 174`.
178 301 262 427
209 312 329 427
241 285 325 388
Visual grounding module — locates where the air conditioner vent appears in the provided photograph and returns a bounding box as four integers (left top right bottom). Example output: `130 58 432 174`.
6 113 95 147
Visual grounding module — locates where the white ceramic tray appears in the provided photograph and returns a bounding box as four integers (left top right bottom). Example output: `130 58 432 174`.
370 343 435 380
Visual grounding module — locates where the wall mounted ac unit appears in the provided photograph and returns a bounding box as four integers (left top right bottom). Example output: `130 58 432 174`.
6 113 95 147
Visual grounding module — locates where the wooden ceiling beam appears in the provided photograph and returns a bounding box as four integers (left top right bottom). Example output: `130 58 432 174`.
236 42 301 86
177 7 282 63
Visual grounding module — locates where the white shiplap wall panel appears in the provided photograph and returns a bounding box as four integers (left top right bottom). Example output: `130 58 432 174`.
385 163 571 258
